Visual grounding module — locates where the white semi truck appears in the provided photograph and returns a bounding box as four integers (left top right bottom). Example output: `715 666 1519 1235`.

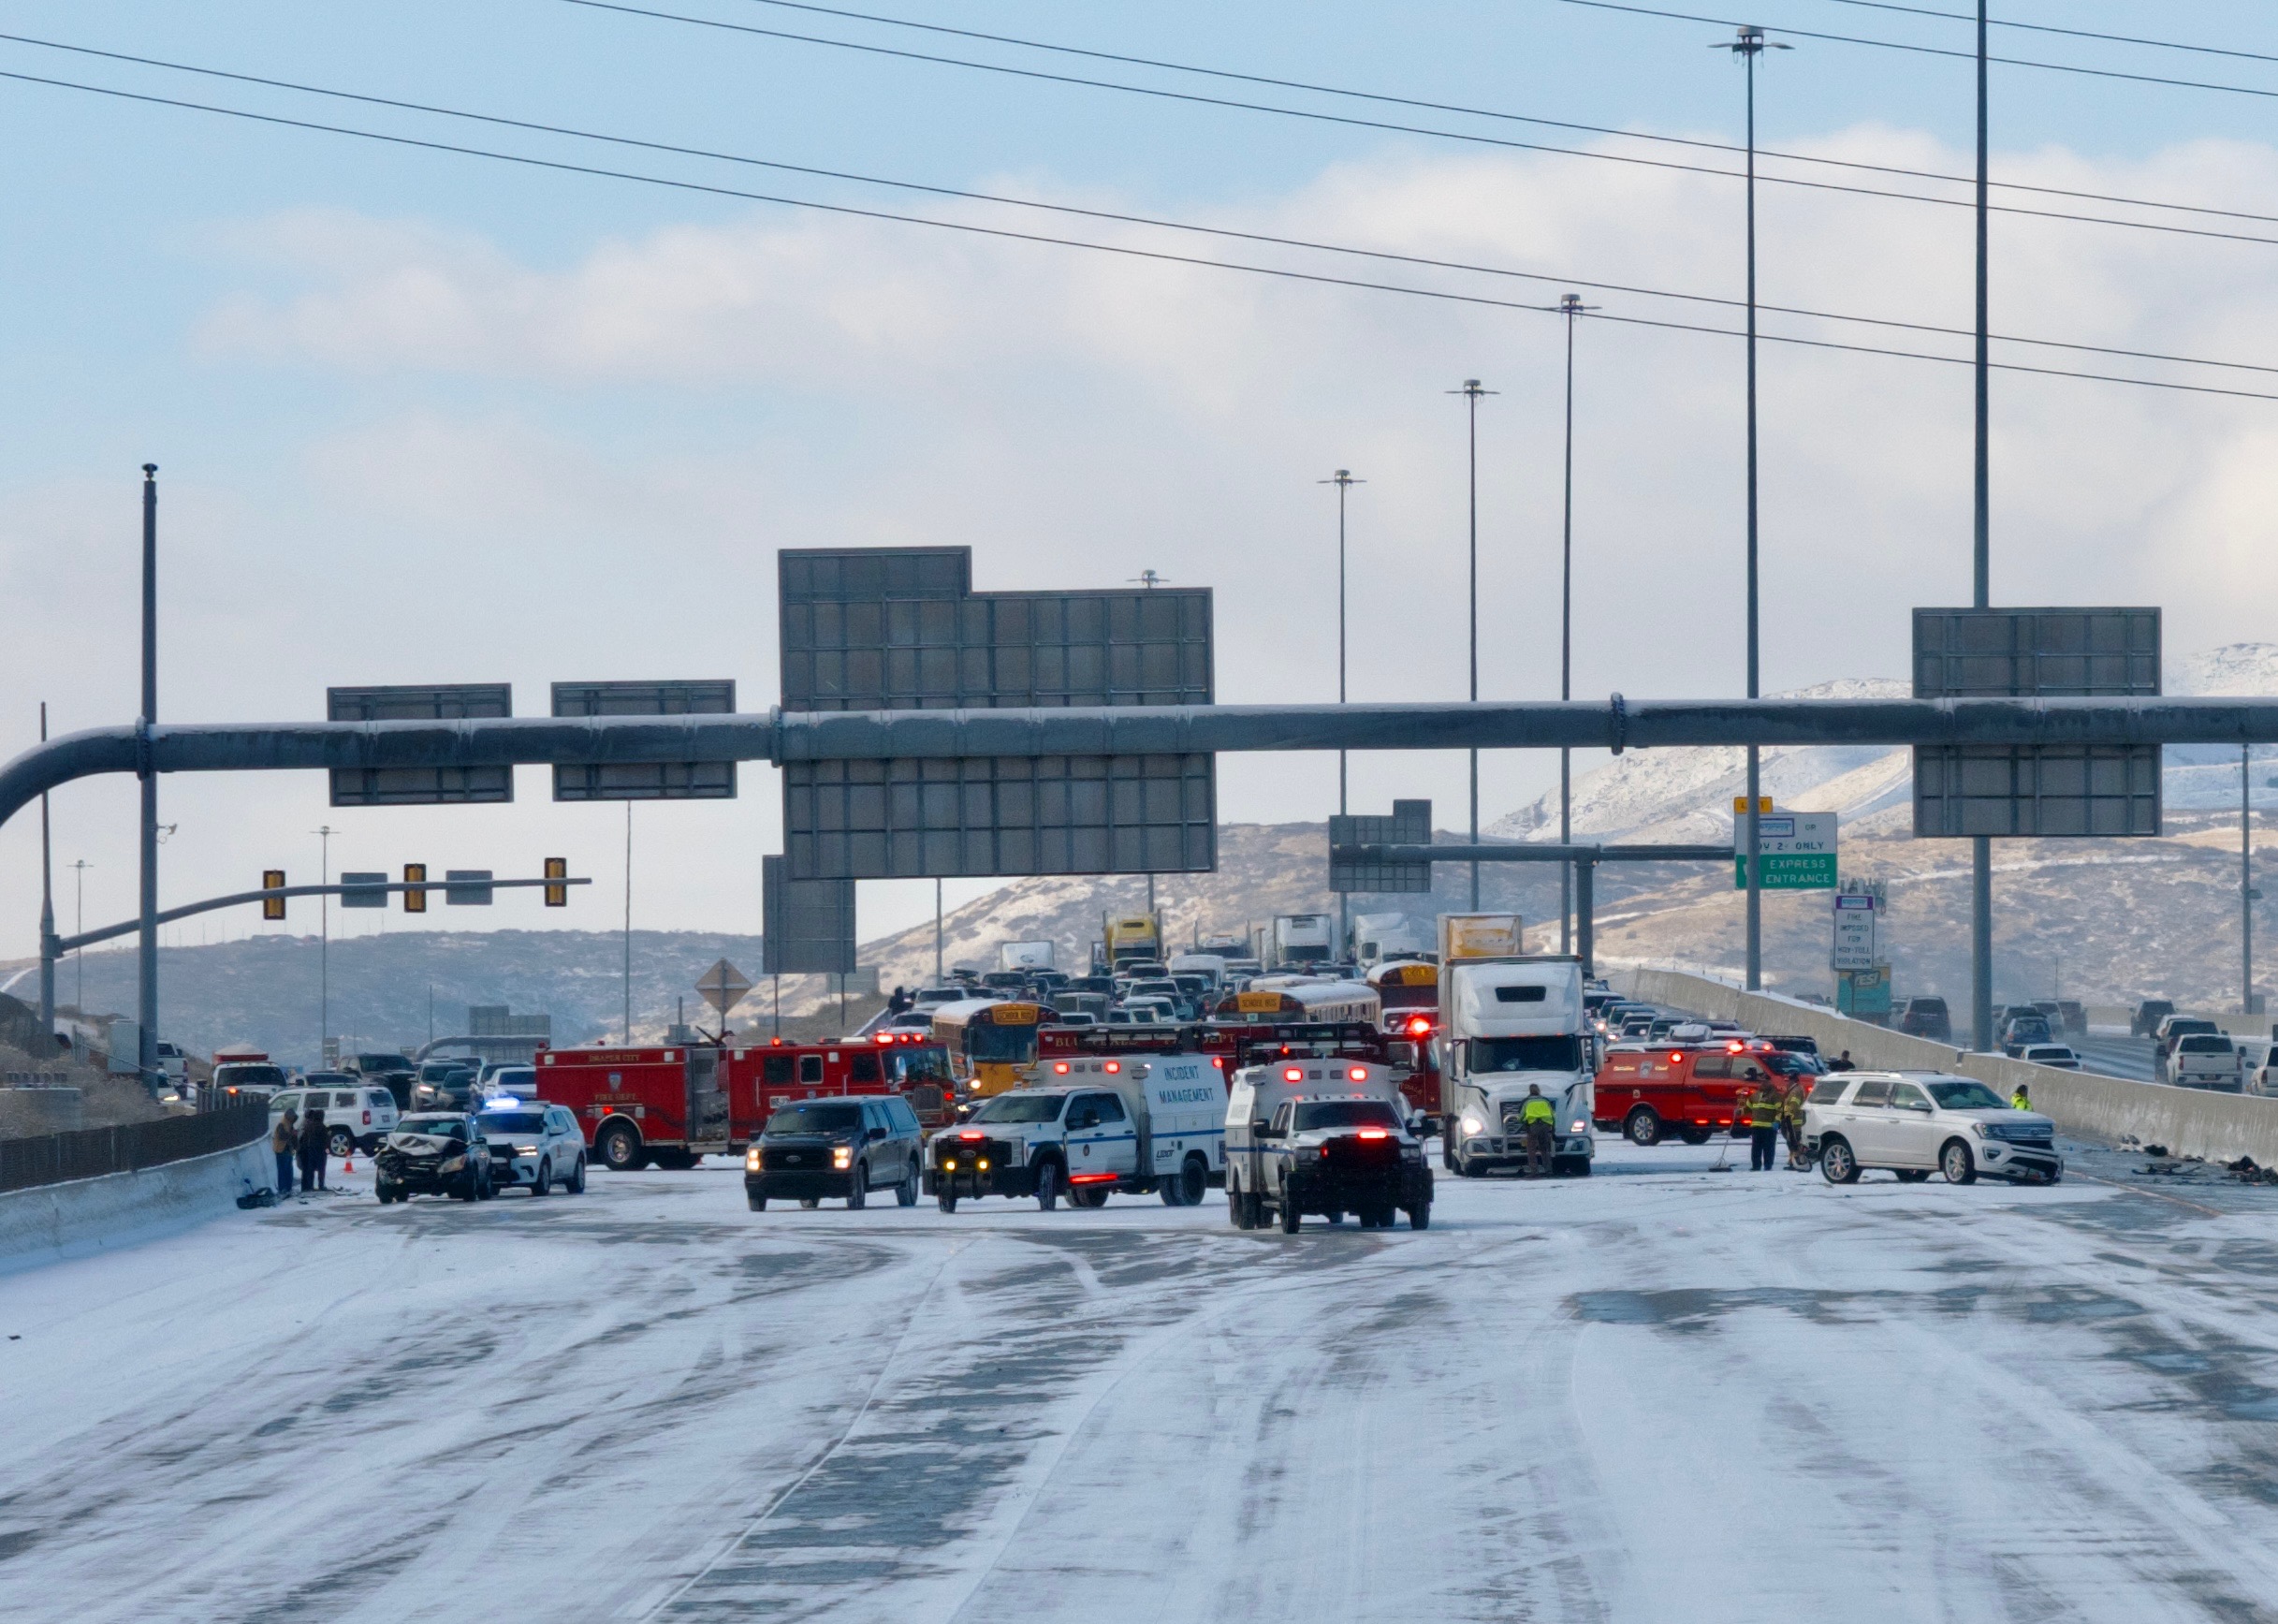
1264 914 1335 968
999 941 1058 973
1438 955 1597 1178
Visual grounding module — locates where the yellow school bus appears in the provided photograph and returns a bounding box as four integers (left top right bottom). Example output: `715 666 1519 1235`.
930 999 1046 1096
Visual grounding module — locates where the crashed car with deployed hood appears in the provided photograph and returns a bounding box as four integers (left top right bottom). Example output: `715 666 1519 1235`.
374 1112 496 1203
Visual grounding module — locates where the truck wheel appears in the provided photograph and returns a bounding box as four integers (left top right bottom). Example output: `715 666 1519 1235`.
1678 1126 1710 1146
847 1165 868 1209
1177 1157 1208 1207
937 1191 959 1213
1940 1140 1978 1185
1278 1182 1302 1234
747 1193 767 1211
1819 1137 1861 1184
595 1122 642 1172
532 1159 551 1197
1409 1203 1431 1231
1034 1160 1060 1211
1626 1108 1662 1148
1227 1180 1250 1228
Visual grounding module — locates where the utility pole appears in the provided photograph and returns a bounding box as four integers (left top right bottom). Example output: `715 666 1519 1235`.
1716 26 1785 992
1449 378 1496 909
1321 468 1365 953
138 464 160 1084
70 859 91 1015
314 824 336 1057
1970 0 1996 1051
2246 744 2257 1017
1558 296 1596 955
934 876 944 985
623 802 634 1043
37 703 55 1052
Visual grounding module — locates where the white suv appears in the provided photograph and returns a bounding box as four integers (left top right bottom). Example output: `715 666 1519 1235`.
1805 1072 2062 1185
270 1079 401 1156
475 1103 588 1195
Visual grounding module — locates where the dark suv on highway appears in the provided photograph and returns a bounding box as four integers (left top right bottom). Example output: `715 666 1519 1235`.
744 1096 924 1211
1897 997 1951 1043
2131 1000 2177 1039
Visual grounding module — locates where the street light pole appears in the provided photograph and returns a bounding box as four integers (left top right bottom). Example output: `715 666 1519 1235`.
71 859 91 1017
1449 379 1497 910
1558 295 1597 955
2246 744 2257 1017
1322 468 1365 953
1716 25 1785 992
37 702 54 1051
1970 0 1996 1052
313 824 336 1058
138 465 160 1082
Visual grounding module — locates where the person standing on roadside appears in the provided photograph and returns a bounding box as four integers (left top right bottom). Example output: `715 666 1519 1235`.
1781 1076 1809 1170
298 1106 329 1194
2010 1082 2031 1112
270 1106 299 1198
1743 1076 1782 1172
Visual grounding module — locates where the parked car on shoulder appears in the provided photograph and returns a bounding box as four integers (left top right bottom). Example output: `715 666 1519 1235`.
744 1095 923 1211
1805 1073 2061 1185
475 1101 589 1194
2130 1000 2176 1039
269 1076 399 1155
374 1113 495 1202
2019 1045 2081 1071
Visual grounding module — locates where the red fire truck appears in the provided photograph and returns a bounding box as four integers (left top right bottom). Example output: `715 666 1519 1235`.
1592 1039 1777 1147
532 1032 956 1171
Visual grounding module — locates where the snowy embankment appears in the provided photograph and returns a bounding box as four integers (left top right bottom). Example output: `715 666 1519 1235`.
0 1139 270 1274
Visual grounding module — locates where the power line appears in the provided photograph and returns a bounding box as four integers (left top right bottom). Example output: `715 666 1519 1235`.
1552 0 2278 103
558 1 2278 249
1815 0 2278 68
10 30 2276 379
4 63 2274 402
711 0 2278 231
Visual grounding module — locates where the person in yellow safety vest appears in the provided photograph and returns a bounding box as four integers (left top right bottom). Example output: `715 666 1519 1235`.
2010 1083 2031 1112
1743 1076 1783 1172
1780 1077 1809 1170
1519 1084 1556 1178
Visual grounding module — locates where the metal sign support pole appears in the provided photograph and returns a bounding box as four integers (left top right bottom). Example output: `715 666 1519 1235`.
2246 743 2256 1016
1970 0 1994 1052
37 702 55 1052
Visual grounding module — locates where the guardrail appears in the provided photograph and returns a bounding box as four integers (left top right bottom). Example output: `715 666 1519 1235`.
0 1103 268 1194
2 1073 71 1089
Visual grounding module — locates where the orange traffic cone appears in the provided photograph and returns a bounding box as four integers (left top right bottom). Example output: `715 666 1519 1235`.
343 1151 354 1173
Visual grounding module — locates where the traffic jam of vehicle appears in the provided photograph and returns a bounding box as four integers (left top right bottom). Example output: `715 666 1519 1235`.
256 907 2065 1227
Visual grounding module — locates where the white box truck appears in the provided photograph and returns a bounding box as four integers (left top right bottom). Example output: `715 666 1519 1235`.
1000 941 1057 973
1438 955 1596 1178
1267 914 1335 967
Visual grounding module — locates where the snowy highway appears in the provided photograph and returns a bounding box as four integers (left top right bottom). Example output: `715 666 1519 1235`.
8 1142 2278 1622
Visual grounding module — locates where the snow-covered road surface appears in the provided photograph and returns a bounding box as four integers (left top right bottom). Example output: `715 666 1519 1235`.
7 1141 2278 1622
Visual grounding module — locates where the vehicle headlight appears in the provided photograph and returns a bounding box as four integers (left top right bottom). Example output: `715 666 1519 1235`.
1460 1115 1483 1136
1970 1121 1989 1137
977 1159 990 1170
1570 1119 1586 1134
832 1147 853 1169
745 1149 762 1171
515 1144 540 1156
440 1154 466 1172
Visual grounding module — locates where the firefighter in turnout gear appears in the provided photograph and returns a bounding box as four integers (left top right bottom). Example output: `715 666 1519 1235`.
1743 1075 1783 1172
1781 1077 1809 1170
1519 1084 1556 1178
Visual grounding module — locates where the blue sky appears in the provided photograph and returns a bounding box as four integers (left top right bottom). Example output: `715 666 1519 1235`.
3 0 2277 964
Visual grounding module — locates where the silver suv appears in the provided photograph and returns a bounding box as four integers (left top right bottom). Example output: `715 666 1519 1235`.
1805 1072 2062 1185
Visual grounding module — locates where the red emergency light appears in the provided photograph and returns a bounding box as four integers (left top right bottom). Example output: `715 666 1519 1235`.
1726 1040 1745 1053
1103 1061 1121 1074
1053 1061 1070 1075
1403 1015 1433 1037
1348 1067 1367 1081
1357 1128 1389 1140
1283 1066 1304 1081
958 1130 984 1140
876 1032 894 1045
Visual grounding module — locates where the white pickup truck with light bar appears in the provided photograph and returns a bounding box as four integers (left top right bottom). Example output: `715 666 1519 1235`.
1223 1057 1432 1232
924 1052 1226 1212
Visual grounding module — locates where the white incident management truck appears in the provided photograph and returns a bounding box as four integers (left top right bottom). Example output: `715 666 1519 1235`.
1438 954 1598 1178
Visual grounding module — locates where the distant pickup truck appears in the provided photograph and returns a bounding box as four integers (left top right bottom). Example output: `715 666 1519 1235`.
2163 1032 2243 1091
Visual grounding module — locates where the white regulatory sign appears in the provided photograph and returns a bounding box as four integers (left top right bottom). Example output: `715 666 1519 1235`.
1832 893 1876 971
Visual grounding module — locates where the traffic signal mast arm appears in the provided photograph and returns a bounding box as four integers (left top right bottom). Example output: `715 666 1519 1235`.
50 873 591 954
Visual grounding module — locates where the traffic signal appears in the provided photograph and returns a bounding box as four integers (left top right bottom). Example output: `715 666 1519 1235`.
544 857 568 907
403 863 427 913
262 870 286 921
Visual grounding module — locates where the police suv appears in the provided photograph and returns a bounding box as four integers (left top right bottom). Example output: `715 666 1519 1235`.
925 1052 1225 1212
1223 1059 1433 1233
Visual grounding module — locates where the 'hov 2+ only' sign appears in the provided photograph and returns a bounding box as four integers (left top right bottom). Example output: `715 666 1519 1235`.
1733 810 1836 890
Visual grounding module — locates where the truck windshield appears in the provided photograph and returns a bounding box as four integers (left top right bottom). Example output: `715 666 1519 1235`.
968 1023 1040 1064
971 1092 1067 1124
1292 1101 1402 1132
888 1050 953 1086
396 1118 467 1140
217 1064 285 1087
358 1055 414 1072
1471 1036 1583 1073
767 1104 865 1134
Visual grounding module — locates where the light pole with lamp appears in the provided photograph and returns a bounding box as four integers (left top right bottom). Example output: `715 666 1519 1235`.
1448 379 1497 910
1321 468 1365 954
1714 24 1788 991
313 825 336 1060
1557 294 1598 953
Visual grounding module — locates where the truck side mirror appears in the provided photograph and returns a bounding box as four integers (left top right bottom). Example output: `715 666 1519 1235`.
1251 1119 1273 1137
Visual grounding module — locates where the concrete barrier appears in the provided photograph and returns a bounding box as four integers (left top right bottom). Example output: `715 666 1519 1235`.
0 1139 270 1273
1614 968 2278 1166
